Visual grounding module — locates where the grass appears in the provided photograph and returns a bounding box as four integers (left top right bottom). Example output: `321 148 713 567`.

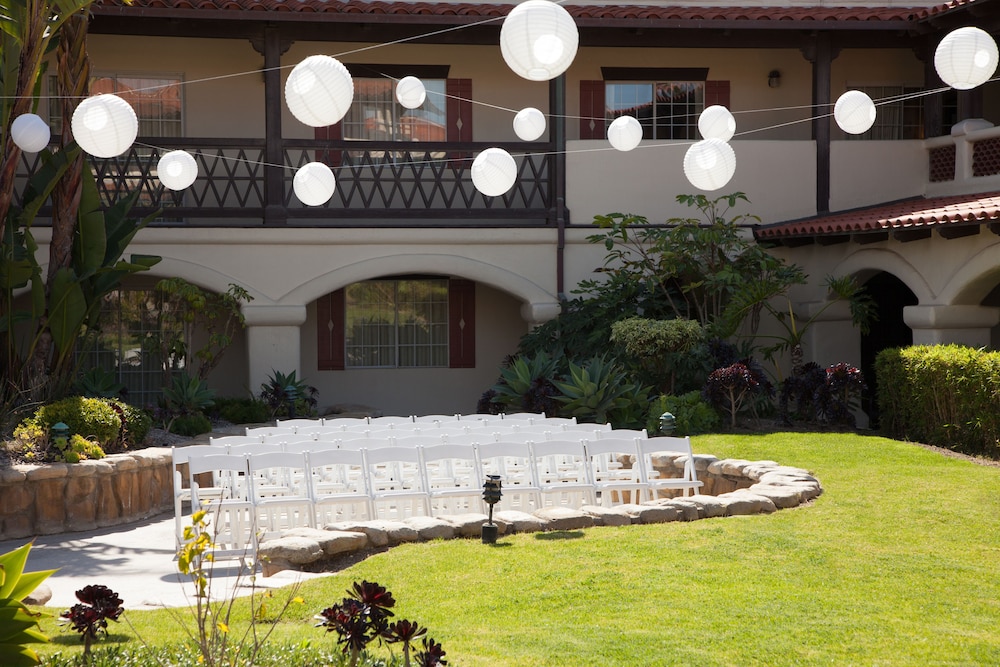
34 432 1000 666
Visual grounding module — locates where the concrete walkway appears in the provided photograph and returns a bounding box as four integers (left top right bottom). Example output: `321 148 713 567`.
0 512 332 610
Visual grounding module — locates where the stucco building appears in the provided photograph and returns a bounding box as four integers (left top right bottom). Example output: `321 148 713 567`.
16 0 1000 417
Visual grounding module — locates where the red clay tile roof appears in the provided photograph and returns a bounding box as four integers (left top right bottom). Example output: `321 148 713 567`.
90 0 927 24
754 192 1000 241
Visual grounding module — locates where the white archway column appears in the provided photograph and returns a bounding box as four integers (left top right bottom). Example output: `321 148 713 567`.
904 305 1000 347
795 300 861 367
521 301 562 327
242 304 307 394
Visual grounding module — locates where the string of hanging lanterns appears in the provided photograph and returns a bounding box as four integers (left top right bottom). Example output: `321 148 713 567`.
6 12 999 202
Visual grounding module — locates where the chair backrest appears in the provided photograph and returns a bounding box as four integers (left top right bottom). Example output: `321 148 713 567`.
368 415 415 427
503 412 545 421
392 435 447 448
444 432 497 446
458 413 501 421
305 448 369 497
260 432 301 445
246 451 309 499
635 436 697 483
172 444 217 463
601 428 649 440
245 426 296 438
187 453 250 501
321 417 371 428
584 437 642 480
227 442 285 457
275 418 323 430
530 439 589 483
208 435 261 448
476 440 534 476
412 414 461 424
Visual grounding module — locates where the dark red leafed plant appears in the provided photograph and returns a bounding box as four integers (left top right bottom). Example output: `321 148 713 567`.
60 585 124 658
384 619 428 666
317 580 396 667
819 362 866 426
318 580 447 667
704 362 759 427
414 636 448 667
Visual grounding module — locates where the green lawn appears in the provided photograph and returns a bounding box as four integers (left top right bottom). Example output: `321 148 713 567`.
37 432 1000 666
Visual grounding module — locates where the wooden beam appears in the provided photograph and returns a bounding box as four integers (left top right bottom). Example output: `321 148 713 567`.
893 228 933 242
938 224 981 240
854 232 889 244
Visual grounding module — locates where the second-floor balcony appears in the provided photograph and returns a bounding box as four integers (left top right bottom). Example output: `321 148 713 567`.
16 138 558 227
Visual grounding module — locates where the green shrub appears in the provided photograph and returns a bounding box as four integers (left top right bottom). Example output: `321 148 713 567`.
553 356 651 426
610 317 705 394
213 396 271 424
100 399 152 451
31 397 121 447
170 413 213 437
488 352 562 416
876 344 1000 457
51 435 105 463
647 391 720 436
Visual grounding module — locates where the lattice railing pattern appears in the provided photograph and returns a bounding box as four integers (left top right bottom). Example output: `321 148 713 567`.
16 138 555 225
928 144 956 182
973 137 1000 177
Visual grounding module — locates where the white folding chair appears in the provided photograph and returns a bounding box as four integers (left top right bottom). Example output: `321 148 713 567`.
187 453 256 565
171 444 218 549
475 440 541 512
420 443 483 516
363 446 431 520
247 451 313 538
530 439 596 508
584 437 647 507
502 412 545 421
306 448 373 525
244 426 296 438
636 436 704 500
391 435 448 448
209 434 262 448
275 418 323 430
321 417 371 428
368 415 415 428
227 442 284 457
599 428 648 440
412 414 461 424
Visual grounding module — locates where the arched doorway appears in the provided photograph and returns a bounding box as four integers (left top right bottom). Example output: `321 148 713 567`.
860 272 917 428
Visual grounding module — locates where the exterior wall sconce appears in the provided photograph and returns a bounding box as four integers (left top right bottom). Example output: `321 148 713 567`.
768 70 781 88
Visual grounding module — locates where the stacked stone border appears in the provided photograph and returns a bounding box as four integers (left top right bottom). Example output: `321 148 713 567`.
0 449 174 539
257 453 823 576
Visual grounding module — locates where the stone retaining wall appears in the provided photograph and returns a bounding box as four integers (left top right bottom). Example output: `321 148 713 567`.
257 454 824 576
0 448 174 540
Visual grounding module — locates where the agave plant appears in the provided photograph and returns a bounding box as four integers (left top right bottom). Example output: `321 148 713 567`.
553 356 646 425
162 372 216 416
489 351 562 415
0 543 55 667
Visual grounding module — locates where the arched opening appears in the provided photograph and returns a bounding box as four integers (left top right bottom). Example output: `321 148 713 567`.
860 272 917 428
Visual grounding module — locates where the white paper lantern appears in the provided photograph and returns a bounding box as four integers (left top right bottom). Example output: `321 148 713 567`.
285 55 354 127
698 105 736 142
513 107 546 141
683 139 736 192
156 150 198 191
11 114 51 153
834 90 877 135
471 147 517 197
500 0 579 82
293 162 336 206
396 76 427 110
935 26 1000 90
71 94 138 158
607 115 642 152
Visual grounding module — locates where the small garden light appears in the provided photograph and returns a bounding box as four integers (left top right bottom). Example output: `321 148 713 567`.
659 412 676 436
51 421 71 443
481 475 502 544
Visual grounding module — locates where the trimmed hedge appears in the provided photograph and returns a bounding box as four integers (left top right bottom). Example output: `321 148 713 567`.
876 344 1000 457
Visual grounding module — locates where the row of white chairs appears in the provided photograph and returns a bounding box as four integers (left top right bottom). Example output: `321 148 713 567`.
249 414 580 441
174 435 702 562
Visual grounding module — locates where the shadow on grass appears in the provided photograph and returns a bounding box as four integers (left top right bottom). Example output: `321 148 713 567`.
534 531 585 541
47 631 134 647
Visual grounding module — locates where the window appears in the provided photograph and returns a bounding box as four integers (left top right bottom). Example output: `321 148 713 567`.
846 85 923 140
343 78 447 143
345 279 449 368
76 288 184 408
317 278 475 370
48 74 183 137
605 81 704 140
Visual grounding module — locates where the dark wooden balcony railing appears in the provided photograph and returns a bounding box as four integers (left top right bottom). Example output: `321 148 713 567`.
17 137 558 226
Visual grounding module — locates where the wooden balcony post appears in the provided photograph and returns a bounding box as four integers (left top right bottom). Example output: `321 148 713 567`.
260 26 290 224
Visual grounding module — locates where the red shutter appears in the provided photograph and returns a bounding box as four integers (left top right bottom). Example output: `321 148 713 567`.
446 78 472 167
705 80 731 108
448 279 475 369
314 123 342 167
446 78 473 142
317 289 345 371
579 80 606 140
